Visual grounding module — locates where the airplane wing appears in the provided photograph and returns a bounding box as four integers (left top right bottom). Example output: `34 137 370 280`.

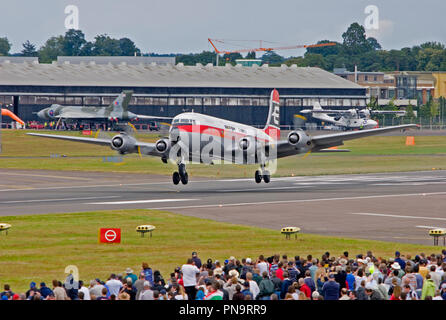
26 133 159 156
301 109 355 115
57 110 101 119
136 114 173 120
310 124 417 149
276 124 417 157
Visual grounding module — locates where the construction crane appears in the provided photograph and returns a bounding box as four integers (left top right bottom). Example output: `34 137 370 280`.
208 38 337 65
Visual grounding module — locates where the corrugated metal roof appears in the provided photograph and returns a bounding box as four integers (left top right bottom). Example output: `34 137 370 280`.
57 56 175 65
0 61 363 89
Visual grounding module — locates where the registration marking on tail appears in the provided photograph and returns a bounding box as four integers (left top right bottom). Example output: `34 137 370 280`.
87 198 198 205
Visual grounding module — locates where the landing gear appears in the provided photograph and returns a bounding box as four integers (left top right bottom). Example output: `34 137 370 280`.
255 170 262 183
173 163 188 185
172 172 180 185
254 167 270 184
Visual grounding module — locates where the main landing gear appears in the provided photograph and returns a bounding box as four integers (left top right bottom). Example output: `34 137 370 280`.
173 163 188 185
255 168 270 184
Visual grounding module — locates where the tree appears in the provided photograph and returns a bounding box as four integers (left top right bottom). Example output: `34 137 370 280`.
261 51 284 65
342 23 371 55
306 40 342 57
38 36 65 63
222 52 243 65
246 51 256 59
91 34 122 56
303 53 326 69
21 40 38 57
0 37 11 56
175 51 216 66
367 37 382 50
63 29 87 56
119 38 140 56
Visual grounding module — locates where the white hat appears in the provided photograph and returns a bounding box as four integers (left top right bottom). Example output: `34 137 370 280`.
229 256 235 261
143 281 151 287
365 282 377 290
339 258 348 265
357 259 366 264
391 262 401 270
246 258 252 264
228 269 239 278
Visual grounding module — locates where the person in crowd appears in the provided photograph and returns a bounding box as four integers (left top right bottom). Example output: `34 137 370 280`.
181 258 200 300
105 274 122 297
52 280 68 300
258 271 275 300
321 274 339 300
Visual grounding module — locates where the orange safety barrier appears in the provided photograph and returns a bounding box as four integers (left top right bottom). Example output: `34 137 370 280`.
405 136 415 146
1 109 25 125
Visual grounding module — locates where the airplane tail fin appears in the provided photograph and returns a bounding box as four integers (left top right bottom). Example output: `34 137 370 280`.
313 102 323 111
108 91 133 113
263 89 280 140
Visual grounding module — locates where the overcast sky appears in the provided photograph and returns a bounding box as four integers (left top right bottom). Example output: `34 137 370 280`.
1 0 445 57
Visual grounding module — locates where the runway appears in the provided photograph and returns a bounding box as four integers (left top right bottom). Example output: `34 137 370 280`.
1 168 446 245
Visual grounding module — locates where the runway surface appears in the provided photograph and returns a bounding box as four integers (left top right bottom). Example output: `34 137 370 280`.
1 168 446 245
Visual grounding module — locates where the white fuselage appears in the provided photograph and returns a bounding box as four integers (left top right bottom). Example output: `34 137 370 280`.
312 112 378 130
169 112 274 164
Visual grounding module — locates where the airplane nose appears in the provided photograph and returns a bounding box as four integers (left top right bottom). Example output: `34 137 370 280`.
37 109 49 120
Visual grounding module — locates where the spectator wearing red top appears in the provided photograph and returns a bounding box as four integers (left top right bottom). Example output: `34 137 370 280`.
298 278 311 299
276 262 284 280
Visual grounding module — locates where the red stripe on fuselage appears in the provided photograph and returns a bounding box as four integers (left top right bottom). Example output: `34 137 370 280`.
176 124 270 143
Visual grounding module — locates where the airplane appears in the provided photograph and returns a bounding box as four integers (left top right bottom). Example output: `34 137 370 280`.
37 91 171 128
28 89 417 185
300 102 406 130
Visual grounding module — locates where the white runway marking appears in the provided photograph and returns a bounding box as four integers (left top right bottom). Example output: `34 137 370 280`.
148 191 446 210
0 196 119 204
416 225 445 229
350 212 446 221
88 198 199 205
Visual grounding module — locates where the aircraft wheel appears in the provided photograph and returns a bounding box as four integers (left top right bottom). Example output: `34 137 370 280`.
180 172 188 185
263 171 271 183
255 170 262 184
178 163 187 177
172 172 180 185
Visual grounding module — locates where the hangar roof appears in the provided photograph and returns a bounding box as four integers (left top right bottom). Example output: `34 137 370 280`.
0 61 362 89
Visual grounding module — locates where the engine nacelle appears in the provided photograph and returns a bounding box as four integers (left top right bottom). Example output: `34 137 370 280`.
287 130 311 148
155 139 170 153
110 134 137 154
238 137 256 153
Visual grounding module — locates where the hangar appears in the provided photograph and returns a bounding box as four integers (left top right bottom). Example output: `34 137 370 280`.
0 57 366 126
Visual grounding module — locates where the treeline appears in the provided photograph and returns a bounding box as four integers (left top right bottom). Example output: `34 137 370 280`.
0 29 141 63
176 23 446 72
0 23 445 72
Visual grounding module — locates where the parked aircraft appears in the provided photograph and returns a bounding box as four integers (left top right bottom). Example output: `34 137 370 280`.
301 102 406 130
28 89 416 185
37 91 171 128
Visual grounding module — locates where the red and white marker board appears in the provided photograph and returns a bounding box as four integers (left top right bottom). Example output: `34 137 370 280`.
98 228 121 244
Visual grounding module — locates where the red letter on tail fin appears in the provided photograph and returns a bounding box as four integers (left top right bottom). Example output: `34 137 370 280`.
263 89 280 140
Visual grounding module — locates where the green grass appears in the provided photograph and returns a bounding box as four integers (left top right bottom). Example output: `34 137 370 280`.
0 209 440 292
0 130 445 177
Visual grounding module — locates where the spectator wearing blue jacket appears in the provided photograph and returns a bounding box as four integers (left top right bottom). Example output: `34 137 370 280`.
280 272 293 299
322 274 340 300
394 251 406 270
39 282 53 299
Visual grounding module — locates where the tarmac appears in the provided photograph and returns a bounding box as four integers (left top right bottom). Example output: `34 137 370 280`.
0 168 446 245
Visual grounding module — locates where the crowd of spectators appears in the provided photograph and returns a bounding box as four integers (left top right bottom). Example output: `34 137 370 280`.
2 250 446 301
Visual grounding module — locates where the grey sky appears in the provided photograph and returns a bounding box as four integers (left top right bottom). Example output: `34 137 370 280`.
1 0 445 57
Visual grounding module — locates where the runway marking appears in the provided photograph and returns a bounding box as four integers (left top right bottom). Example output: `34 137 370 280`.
350 213 446 222
0 172 92 181
0 196 119 204
218 186 304 192
88 198 198 205
147 191 446 210
416 225 445 229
